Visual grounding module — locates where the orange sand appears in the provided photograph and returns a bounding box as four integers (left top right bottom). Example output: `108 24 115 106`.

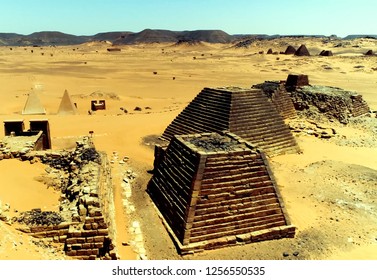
0 38 376 259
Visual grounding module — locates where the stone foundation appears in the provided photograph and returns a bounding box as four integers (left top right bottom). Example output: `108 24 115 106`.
14 137 118 260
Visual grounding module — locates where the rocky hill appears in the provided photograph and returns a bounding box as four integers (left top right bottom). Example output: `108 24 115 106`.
0 30 375 46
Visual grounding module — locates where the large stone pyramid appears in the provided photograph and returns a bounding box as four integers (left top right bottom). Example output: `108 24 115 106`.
148 132 296 254
22 91 46 115
161 87 300 157
57 90 77 115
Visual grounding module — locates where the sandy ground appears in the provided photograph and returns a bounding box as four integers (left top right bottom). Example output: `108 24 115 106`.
0 37 376 260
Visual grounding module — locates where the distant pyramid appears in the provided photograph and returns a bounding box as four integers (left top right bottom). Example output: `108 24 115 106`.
294 44 310 56
22 91 46 115
284 45 296 55
57 90 77 115
161 87 300 157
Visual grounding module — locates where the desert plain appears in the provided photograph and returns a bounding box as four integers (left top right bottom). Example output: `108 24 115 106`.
0 37 376 260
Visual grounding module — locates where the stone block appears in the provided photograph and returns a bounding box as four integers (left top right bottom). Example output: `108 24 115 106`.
59 235 67 242
97 229 109 236
94 236 105 243
93 242 104 248
84 223 92 230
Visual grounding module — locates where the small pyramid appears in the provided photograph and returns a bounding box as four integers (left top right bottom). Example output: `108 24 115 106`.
365 50 374 56
294 44 310 56
22 91 46 115
57 90 77 115
319 50 333 56
284 45 296 55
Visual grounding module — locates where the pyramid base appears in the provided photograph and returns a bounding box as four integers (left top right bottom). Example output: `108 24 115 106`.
152 203 296 255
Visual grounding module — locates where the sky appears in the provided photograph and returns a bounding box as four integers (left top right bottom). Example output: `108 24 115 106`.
0 0 376 37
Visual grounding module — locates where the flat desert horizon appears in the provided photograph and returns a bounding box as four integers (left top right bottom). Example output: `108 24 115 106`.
0 36 376 260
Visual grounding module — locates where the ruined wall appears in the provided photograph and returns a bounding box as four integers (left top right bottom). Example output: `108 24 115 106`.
15 137 118 260
291 85 370 123
0 130 44 160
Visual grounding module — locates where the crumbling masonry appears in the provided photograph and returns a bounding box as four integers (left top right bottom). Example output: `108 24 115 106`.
14 137 118 260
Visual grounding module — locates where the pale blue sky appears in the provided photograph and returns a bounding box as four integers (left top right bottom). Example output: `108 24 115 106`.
0 0 376 37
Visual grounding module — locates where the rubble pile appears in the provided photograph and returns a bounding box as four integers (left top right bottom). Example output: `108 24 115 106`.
253 79 370 124
291 85 370 123
16 208 64 226
9 137 118 260
187 134 239 152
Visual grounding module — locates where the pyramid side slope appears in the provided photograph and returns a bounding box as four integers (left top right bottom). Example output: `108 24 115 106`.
161 88 232 141
228 89 300 156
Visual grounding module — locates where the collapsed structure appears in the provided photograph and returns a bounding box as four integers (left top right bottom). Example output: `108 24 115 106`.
148 132 296 254
255 74 370 124
2 119 51 157
1 119 118 259
161 86 300 157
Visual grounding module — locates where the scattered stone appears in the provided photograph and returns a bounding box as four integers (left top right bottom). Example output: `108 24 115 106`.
293 251 300 257
283 252 290 257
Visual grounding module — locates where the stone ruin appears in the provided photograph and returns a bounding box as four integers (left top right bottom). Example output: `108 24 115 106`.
91 100 106 111
6 137 118 260
319 50 333 56
365 50 374 56
1 119 51 159
255 74 370 124
161 86 300 157
148 132 296 254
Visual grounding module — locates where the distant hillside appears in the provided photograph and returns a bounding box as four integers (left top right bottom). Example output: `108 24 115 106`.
91 31 133 42
0 30 375 46
112 29 234 45
113 29 178 44
0 31 91 46
178 30 233 43
343 34 377 40
0 29 235 46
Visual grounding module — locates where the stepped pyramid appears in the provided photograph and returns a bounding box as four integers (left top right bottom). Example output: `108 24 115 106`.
161 87 300 157
252 81 297 120
22 91 46 115
57 90 77 115
148 132 296 254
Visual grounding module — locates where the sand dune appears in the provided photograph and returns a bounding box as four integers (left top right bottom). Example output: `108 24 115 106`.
0 37 376 260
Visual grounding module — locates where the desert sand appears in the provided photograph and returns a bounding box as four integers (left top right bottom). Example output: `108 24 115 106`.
0 37 376 260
